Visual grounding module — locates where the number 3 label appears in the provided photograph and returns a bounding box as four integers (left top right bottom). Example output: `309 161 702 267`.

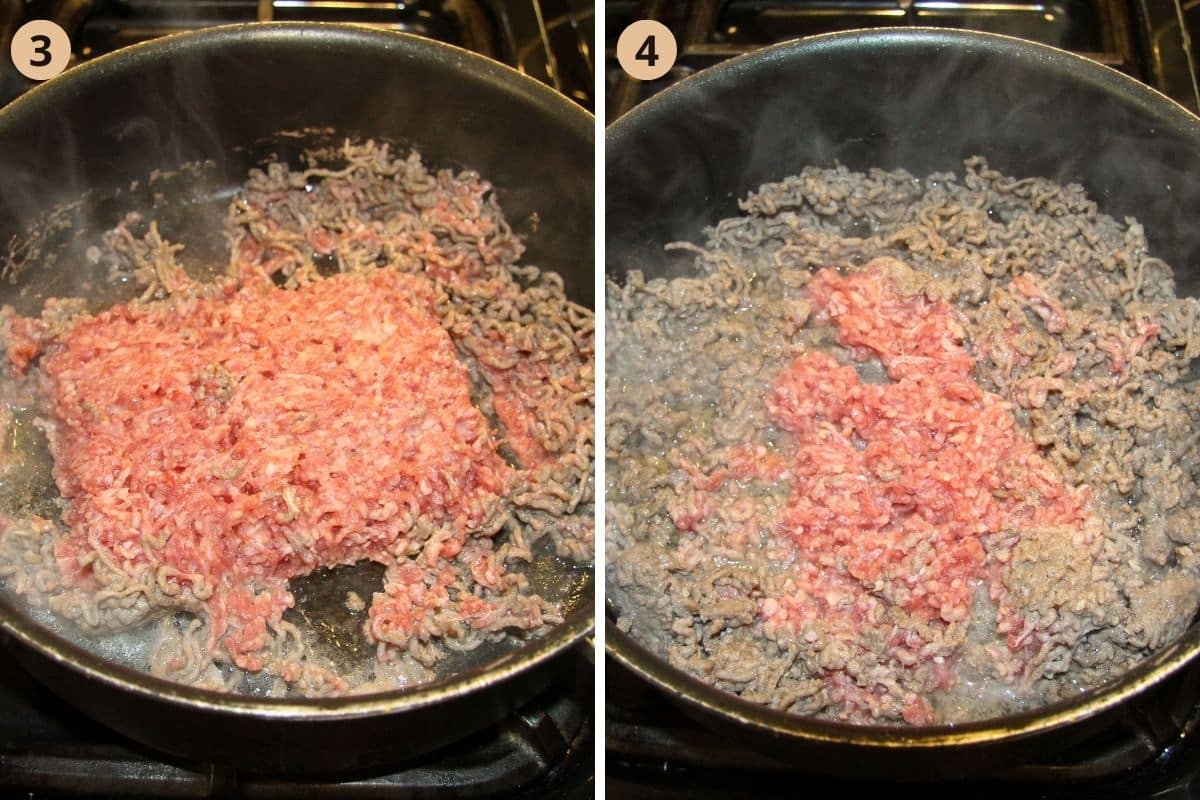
11 20 70 81
617 20 677 82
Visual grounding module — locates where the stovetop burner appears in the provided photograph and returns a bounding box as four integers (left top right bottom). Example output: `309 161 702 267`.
605 0 1200 120
0 635 594 798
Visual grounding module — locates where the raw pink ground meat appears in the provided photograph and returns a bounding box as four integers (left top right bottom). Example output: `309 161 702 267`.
763 265 1093 723
42 268 510 670
4 314 44 373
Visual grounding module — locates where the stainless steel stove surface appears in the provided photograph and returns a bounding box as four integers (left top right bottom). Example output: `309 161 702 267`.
605 0 1200 120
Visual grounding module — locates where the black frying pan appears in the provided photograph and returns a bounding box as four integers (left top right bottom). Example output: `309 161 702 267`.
606 28 1200 779
0 23 594 773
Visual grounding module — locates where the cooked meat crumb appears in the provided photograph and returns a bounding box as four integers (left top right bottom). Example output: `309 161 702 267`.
607 158 1200 725
345 592 366 613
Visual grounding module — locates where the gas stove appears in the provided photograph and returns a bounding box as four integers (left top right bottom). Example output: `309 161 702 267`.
0 634 594 798
0 3 595 797
604 2 1200 793
605 0 1200 121
0 0 594 110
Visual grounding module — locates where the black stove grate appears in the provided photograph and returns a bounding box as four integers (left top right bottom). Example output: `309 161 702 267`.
1133 0 1200 113
607 654 1200 796
605 0 1200 119
0 638 594 799
0 0 595 110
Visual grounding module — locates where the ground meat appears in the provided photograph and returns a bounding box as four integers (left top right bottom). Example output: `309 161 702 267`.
755 263 1093 723
40 268 512 672
0 141 593 695
607 157 1200 725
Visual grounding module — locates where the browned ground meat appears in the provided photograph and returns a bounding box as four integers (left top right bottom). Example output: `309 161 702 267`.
606 157 1200 725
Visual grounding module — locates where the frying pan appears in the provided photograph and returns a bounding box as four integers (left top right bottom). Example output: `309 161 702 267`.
605 28 1200 779
0 23 594 773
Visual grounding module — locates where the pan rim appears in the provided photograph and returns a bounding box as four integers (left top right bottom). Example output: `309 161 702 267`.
606 26 1200 135
604 26 1200 748
0 21 595 720
607 618 1200 749
2 21 595 143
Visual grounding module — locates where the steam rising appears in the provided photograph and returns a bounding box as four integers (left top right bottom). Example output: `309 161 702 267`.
606 30 1200 289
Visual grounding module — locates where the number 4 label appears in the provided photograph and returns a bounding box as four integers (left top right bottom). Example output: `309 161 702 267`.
617 20 677 82
636 35 659 68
